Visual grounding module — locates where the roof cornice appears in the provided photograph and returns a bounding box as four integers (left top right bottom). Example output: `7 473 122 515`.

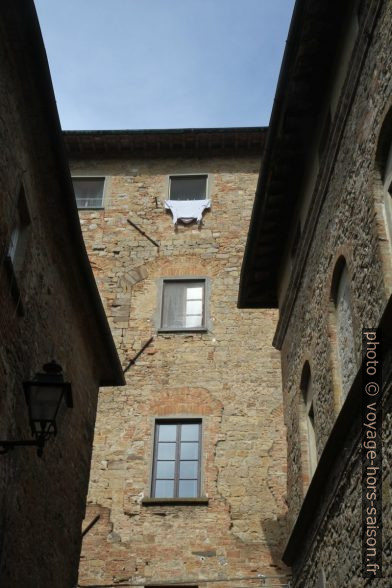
63 127 267 158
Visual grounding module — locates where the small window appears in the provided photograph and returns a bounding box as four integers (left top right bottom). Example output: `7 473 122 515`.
169 175 207 201
5 186 31 315
160 279 206 331
152 420 202 498
7 186 30 271
8 211 22 262
331 260 356 402
382 139 392 243
300 362 317 478
72 177 104 208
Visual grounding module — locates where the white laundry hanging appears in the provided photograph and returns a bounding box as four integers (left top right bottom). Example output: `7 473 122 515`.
164 199 210 225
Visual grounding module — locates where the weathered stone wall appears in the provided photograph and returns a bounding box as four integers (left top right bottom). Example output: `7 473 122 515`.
0 12 104 588
74 155 289 586
279 2 392 585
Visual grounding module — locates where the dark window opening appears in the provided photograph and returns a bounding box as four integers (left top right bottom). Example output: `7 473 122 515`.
169 175 207 201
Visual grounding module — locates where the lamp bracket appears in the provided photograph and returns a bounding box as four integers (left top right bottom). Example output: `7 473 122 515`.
0 436 46 457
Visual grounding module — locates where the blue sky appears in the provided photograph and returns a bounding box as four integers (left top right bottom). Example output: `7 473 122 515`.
35 0 295 130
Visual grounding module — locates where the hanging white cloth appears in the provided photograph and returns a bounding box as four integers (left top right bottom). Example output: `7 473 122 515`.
164 199 210 224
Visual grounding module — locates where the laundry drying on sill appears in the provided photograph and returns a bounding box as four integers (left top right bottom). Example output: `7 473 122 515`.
164 199 210 225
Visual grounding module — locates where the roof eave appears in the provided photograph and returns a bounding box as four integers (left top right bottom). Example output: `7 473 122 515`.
238 0 346 309
13 0 125 386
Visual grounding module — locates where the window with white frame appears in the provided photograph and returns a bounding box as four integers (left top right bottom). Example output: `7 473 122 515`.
160 279 206 330
169 175 207 201
152 420 202 498
72 177 105 208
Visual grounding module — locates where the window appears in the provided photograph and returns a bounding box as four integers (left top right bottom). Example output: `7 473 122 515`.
382 138 392 244
4 186 31 315
331 259 356 402
375 108 392 292
7 186 30 271
169 175 207 201
8 210 22 262
72 177 105 208
300 362 317 478
160 279 206 331
328 257 357 409
152 420 202 498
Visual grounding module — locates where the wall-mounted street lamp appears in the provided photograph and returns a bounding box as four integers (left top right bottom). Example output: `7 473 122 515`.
0 361 72 457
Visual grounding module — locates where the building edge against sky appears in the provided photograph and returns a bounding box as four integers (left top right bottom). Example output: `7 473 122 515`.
240 0 392 585
0 1 124 587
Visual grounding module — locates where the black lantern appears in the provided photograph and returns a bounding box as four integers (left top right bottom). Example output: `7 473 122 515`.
0 361 72 456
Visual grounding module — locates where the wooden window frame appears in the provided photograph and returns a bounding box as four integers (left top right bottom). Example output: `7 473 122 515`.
151 419 202 499
158 278 209 333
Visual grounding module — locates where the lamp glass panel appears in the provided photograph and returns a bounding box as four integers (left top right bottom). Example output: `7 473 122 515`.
28 385 64 421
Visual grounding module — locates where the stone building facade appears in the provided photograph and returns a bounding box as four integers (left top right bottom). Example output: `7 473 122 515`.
240 0 392 586
65 129 290 587
0 2 124 587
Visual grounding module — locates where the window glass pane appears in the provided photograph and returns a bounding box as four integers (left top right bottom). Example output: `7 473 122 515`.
161 281 205 330
157 442 176 460
170 176 207 201
181 424 200 441
155 480 174 498
186 300 203 315
73 178 104 208
185 315 203 328
180 461 198 479
158 424 177 441
180 442 199 459
161 282 186 329
178 480 198 497
186 286 203 300
156 461 175 479
8 226 20 261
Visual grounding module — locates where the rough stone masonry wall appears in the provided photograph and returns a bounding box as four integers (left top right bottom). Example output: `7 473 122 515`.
0 20 102 588
280 2 392 585
74 155 289 586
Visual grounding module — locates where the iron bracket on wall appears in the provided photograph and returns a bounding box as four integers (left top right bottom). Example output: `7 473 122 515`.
82 514 101 537
127 219 159 249
123 337 154 373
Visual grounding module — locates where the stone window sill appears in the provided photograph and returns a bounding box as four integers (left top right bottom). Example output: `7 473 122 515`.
141 497 209 506
157 328 208 334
